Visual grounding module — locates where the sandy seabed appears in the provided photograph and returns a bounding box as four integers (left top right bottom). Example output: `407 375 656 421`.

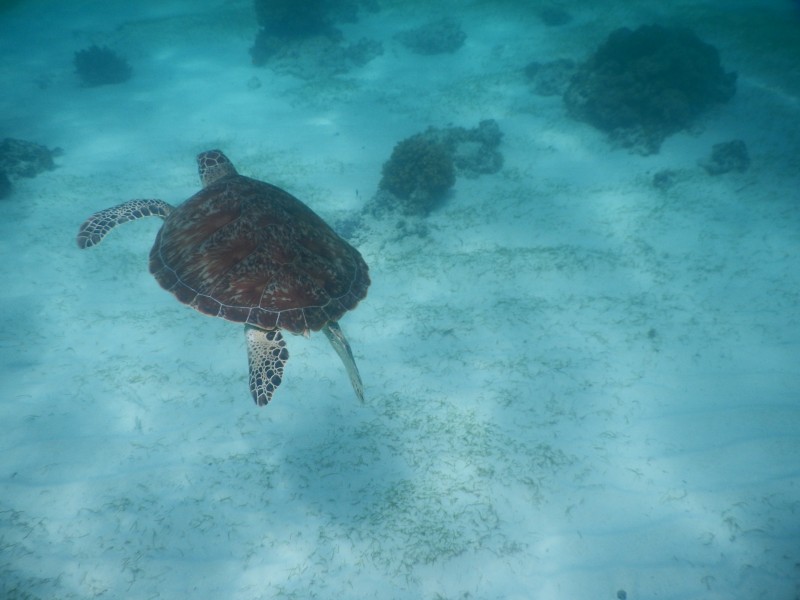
1 1 799 599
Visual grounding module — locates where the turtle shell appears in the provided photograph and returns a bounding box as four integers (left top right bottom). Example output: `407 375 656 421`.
149 174 369 334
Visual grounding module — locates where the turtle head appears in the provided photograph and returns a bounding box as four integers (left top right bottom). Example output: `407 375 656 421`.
197 149 238 187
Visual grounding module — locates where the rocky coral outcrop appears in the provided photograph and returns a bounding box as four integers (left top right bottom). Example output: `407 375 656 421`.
564 25 736 154
395 18 466 55
74 45 132 87
369 120 504 216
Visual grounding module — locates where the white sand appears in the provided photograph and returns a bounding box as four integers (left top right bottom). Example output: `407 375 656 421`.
1 1 798 598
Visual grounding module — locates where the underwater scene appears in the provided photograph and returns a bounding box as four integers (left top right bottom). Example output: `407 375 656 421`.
1 0 799 598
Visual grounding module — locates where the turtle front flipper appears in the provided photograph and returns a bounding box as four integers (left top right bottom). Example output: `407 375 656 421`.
323 321 365 403
76 199 173 249
245 326 289 406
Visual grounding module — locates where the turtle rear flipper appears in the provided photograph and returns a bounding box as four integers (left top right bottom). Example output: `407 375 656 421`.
76 199 173 249
323 321 365 402
246 326 289 406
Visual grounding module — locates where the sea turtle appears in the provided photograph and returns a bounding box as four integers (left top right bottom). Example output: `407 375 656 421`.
76 149 370 406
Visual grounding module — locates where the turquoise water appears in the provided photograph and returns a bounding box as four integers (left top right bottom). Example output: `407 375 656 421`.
1 1 798 598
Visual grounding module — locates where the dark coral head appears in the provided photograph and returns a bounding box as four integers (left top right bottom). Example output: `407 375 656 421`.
379 134 455 213
73 45 132 87
563 24 736 154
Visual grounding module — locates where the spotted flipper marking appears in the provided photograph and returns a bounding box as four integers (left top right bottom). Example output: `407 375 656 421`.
245 326 289 406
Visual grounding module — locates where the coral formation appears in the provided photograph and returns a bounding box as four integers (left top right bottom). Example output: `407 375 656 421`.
0 138 60 198
371 120 504 216
563 24 737 154
73 45 132 87
254 0 332 38
700 139 750 174
378 134 455 214
250 0 380 71
421 119 504 178
651 169 678 191
339 38 383 68
0 138 59 179
395 18 466 55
